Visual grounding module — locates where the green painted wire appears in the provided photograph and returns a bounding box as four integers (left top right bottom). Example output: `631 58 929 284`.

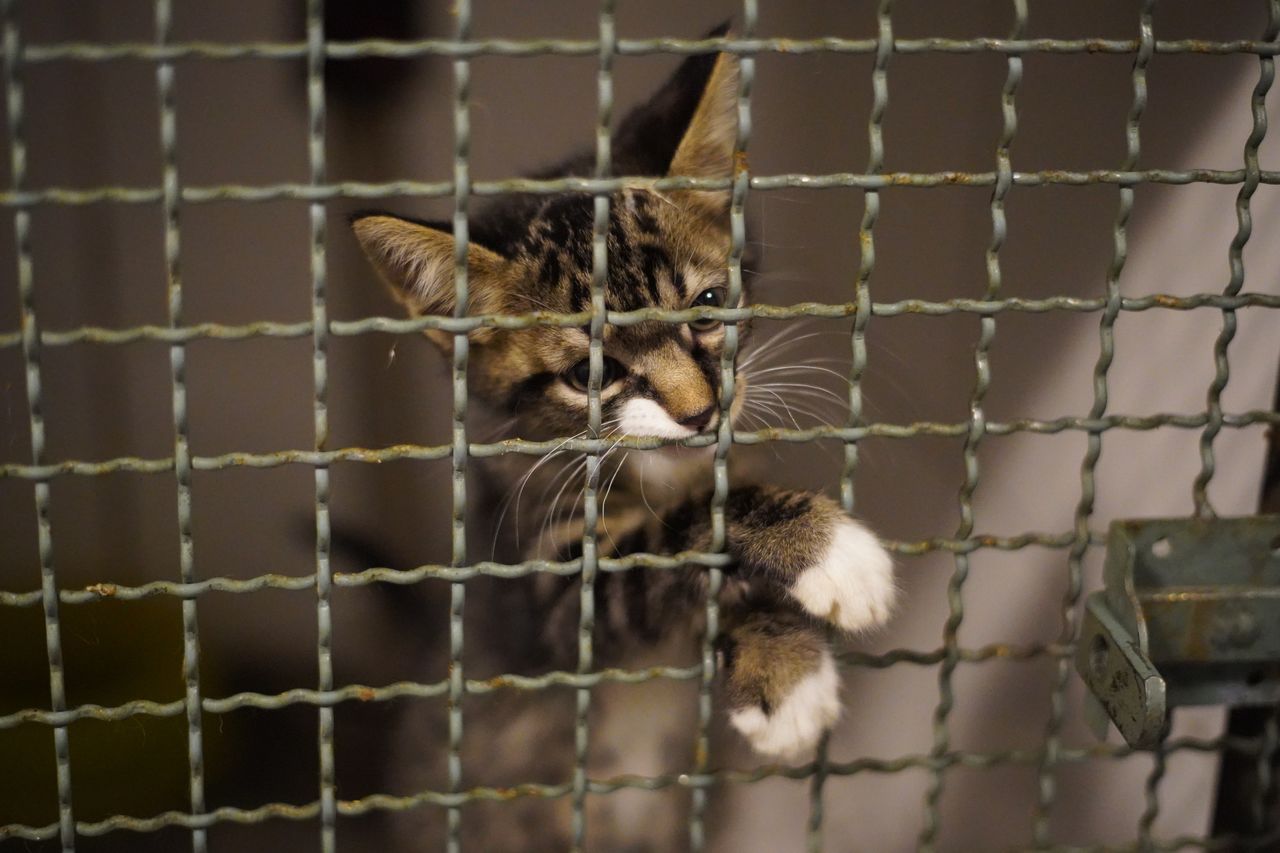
919 2 1026 848
1 2 76 850
569 1 616 847
1192 0 1278 518
444 2 474 851
153 0 211 850
1033 1 1154 844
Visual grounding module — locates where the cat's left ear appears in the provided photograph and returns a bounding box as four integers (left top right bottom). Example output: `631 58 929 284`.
668 51 740 221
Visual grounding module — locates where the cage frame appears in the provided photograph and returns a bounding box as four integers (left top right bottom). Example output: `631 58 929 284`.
1 0 1279 851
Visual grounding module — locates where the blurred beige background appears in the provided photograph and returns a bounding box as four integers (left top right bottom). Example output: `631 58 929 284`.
1 1 1278 851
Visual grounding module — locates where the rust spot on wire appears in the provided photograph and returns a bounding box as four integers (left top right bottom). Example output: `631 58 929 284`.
1039 169 1076 185
1180 39 1218 54
486 786 522 802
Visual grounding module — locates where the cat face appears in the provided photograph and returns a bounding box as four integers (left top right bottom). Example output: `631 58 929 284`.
353 51 743 441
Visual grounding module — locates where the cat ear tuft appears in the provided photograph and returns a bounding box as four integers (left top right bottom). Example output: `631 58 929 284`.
351 214 507 318
668 51 740 219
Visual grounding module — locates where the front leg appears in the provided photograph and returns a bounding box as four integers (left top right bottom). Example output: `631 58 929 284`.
589 483 897 643
721 485 897 633
587 483 896 758
718 607 842 759
719 486 896 757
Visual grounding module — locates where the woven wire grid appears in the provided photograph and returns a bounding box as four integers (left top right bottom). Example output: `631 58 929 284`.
1 2 1279 852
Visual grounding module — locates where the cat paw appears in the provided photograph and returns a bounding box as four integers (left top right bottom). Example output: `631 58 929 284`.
728 649 840 759
790 517 896 633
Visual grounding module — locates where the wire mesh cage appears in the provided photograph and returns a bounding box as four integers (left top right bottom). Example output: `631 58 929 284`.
1 1 1279 851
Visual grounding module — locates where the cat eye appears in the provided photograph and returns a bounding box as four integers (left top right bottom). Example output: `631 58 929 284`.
565 356 625 392
689 287 726 331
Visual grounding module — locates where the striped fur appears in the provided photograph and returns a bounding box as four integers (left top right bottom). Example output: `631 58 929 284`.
352 35 895 850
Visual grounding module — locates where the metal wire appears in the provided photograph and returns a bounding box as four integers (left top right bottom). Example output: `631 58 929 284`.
814 1 893 848
2 167 1280 213
1 736 1268 844
1192 0 1279 517
1035 1 1156 844
1138 741 1170 850
1 409 1276 485
1252 712 1279 831
570 0 615 845
2 292 1277 351
2 2 75 851
0 641 1145 733
153 1 208 850
919 5 1027 848
447 3 474 849
305 0 338 849
2 7 1279 853
9 35 1280 63
693 4 756 849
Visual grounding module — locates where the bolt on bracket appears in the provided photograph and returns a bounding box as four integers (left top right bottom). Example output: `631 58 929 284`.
1076 515 1280 749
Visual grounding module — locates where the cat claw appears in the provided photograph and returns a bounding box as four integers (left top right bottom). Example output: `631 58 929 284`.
729 649 840 759
790 517 896 633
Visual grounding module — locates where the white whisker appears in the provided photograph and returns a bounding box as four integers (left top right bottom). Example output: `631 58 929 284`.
540 426 622 550
751 380 850 407
493 427 591 555
738 328 847 371
748 384 841 426
543 456 588 551
750 387 805 430
598 447 630 548
749 364 854 385
737 408 786 461
637 456 670 525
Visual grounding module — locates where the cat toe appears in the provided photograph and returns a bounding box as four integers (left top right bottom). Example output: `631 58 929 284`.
729 649 840 759
790 517 896 633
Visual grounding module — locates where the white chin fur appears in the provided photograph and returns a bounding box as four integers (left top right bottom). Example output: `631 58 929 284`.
729 650 840 759
791 517 897 633
619 398 694 439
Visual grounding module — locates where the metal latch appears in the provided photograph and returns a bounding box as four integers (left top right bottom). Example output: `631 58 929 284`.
1076 515 1280 749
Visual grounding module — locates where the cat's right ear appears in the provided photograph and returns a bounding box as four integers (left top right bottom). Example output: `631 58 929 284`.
351 214 508 346
667 50 740 221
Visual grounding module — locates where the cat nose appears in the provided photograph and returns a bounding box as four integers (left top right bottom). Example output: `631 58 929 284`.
678 405 717 432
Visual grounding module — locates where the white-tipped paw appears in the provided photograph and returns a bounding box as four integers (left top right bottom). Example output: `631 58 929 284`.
790 518 896 633
729 650 840 759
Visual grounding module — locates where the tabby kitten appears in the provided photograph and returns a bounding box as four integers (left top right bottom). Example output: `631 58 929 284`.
352 33 896 848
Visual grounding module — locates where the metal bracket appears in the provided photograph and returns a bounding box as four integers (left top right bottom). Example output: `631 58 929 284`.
1076 515 1280 749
